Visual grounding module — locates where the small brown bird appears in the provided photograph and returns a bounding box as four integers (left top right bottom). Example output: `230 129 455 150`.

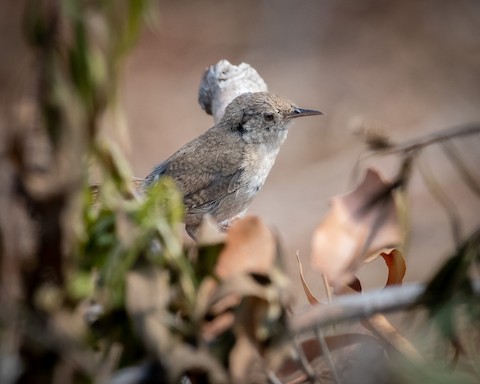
143 92 323 238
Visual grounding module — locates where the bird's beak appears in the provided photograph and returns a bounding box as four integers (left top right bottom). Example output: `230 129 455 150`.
287 107 325 120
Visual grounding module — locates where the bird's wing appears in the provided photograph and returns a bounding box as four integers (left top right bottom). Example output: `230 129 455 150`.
143 130 245 221
171 148 244 210
183 167 243 211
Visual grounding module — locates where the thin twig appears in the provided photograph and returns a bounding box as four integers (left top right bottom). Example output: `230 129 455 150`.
374 123 480 156
352 123 480 182
417 156 462 247
322 274 333 304
292 336 320 383
315 328 341 384
267 370 284 384
441 139 480 199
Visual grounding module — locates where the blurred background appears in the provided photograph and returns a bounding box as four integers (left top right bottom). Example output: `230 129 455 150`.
2 0 480 304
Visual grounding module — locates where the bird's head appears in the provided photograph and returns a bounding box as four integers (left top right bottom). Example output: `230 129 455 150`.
219 92 323 147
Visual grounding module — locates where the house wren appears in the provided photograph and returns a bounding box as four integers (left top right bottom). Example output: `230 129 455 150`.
142 92 323 238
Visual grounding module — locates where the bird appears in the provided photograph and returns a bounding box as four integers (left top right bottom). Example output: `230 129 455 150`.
142 92 323 238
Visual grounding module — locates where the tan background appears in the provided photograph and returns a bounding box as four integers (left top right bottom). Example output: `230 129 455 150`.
2 0 480 306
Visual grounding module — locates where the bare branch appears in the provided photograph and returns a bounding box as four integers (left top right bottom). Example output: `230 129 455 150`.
290 280 480 335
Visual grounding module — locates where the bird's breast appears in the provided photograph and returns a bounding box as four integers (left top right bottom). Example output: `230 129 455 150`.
239 145 281 193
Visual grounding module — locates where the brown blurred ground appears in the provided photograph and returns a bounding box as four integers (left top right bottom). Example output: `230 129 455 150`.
2 0 480 306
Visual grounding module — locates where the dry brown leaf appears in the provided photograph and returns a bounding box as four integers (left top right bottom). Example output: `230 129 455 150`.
198 216 291 374
311 168 402 288
295 251 320 305
215 216 276 280
197 216 281 345
380 249 406 287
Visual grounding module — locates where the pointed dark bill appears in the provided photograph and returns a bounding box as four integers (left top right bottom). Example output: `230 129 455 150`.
287 107 325 119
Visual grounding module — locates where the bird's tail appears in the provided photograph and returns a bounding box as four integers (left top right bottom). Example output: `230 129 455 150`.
89 177 144 204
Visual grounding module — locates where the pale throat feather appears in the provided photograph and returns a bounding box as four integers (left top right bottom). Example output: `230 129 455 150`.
240 131 287 192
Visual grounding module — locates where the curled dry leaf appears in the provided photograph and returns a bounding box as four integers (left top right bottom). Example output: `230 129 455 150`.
311 168 403 289
295 251 320 305
215 216 276 279
380 249 406 287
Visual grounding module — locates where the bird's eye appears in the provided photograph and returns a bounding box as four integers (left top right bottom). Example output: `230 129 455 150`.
263 112 274 122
